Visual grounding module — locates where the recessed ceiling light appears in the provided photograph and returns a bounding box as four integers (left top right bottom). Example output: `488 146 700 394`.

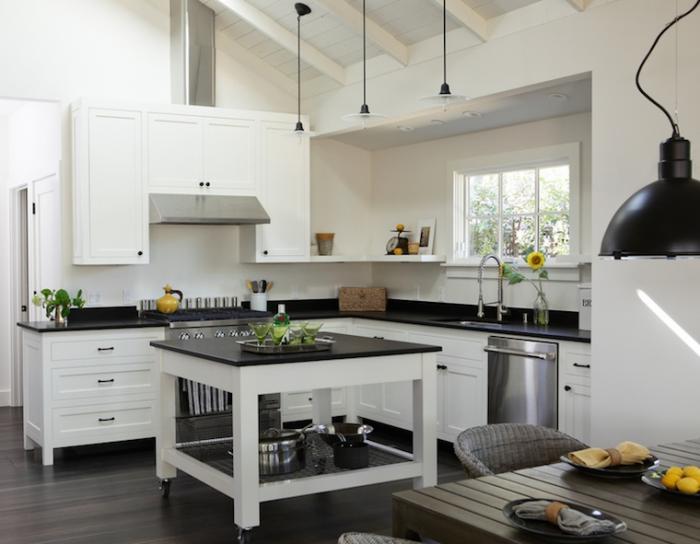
397 125 414 132
430 119 446 125
548 92 569 102
462 111 482 118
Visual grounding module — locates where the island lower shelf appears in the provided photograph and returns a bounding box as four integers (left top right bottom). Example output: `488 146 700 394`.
164 435 423 502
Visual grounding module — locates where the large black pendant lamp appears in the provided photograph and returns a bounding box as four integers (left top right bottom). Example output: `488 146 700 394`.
420 0 466 111
342 0 386 126
293 2 312 135
600 0 700 259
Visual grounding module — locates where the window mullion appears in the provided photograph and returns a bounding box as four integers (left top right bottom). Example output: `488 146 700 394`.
497 171 503 258
535 167 540 252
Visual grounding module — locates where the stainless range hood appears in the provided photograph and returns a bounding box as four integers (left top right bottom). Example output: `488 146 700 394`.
149 194 270 225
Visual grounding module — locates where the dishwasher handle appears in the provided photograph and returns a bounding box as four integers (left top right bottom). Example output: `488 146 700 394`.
484 345 554 361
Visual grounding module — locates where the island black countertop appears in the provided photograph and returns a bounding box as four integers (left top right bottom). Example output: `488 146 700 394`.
150 332 442 367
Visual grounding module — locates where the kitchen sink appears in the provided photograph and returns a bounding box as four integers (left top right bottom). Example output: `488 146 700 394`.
433 318 504 328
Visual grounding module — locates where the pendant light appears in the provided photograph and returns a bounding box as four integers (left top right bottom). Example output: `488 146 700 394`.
600 0 700 259
293 2 312 135
342 0 386 127
420 0 466 111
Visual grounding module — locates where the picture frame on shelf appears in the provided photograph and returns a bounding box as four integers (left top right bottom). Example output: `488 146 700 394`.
416 218 436 255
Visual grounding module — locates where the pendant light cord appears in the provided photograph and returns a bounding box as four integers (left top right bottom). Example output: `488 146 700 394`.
297 13 301 124
443 0 447 85
363 0 367 106
636 0 700 138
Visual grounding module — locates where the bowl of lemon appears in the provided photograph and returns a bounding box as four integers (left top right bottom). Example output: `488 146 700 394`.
642 465 700 498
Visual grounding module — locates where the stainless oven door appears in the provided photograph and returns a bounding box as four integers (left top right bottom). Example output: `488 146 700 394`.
485 336 558 428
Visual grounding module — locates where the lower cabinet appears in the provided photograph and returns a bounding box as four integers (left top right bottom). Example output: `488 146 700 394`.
21 327 165 465
558 343 592 444
438 355 486 441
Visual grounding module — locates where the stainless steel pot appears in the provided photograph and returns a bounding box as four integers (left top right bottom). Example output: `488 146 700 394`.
258 429 306 475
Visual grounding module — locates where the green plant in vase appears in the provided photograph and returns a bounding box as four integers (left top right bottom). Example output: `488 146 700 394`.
502 252 550 326
32 288 86 324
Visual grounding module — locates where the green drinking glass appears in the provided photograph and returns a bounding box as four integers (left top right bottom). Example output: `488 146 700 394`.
271 324 289 346
302 322 323 344
249 322 272 346
288 323 306 345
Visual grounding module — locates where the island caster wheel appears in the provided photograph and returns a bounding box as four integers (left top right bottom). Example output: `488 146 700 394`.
236 527 252 543
159 478 171 498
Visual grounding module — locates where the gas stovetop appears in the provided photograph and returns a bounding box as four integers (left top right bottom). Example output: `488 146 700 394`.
143 308 272 329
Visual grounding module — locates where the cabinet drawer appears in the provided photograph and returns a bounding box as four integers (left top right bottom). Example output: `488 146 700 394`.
52 363 156 401
50 336 156 361
563 352 592 378
52 401 155 446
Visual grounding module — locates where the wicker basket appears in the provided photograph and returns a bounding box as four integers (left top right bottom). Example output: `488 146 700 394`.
338 287 387 312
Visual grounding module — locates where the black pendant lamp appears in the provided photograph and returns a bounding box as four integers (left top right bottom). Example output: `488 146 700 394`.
342 0 386 126
600 0 700 259
293 2 311 135
420 0 466 111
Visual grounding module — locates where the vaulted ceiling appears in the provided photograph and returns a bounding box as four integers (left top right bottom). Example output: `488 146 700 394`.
202 0 589 94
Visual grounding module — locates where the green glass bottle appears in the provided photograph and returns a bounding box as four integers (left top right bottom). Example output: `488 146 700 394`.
273 304 290 326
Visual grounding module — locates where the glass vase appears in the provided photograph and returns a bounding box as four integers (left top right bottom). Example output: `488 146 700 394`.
533 291 549 326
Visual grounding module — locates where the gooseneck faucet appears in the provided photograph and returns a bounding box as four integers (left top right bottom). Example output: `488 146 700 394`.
477 254 509 322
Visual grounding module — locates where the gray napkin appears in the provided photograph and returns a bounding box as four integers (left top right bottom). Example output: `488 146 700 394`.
513 500 623 536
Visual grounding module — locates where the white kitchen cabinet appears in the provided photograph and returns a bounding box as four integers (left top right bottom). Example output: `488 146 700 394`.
21 327 165 465
146 112 257 195
281 388 347 423
559 343 592 444
439 355 487 440
72 105 148 264
239 119 310 262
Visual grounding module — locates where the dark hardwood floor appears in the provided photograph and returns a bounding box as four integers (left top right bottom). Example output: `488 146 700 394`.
0 408 464 544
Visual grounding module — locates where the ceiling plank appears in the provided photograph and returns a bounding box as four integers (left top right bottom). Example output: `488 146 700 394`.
565 0 588 11
314 0 409 66
430 0 488 42
216 0 346 84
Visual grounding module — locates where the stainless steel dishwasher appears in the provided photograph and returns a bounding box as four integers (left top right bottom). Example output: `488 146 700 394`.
485 336 558 428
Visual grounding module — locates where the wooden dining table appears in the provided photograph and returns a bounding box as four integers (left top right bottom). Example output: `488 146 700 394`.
392 438 700 543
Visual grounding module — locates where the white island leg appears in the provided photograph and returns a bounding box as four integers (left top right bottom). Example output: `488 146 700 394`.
232 367 260 530
156 371 177 484
413 352 437 488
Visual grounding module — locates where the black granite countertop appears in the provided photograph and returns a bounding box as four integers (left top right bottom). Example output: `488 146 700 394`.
150 332 442 367
17 306 164 333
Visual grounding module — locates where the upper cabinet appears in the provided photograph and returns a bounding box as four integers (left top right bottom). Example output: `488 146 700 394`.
72 105 148 265
146 112 257 195
72 100 309 265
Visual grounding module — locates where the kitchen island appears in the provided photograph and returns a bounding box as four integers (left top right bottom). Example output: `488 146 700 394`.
150 333 441 542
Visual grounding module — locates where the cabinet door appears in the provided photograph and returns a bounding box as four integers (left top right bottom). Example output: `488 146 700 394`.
203 117 257 194
257 121 309 259
560 380 591 444
87 109 147 262
147 113 203 191
440 355 487 440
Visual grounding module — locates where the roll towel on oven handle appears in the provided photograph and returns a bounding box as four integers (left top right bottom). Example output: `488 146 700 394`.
483 345 555 361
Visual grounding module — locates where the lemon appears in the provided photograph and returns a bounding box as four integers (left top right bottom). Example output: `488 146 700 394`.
683 466 700 477
666 466 684 478
676 477 700 495
393 248 404 256
395 223 405 231
661 472 681 490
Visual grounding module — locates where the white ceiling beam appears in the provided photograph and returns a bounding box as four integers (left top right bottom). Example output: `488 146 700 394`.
314 0 409 66
565 0 588 11
430 0 489 42
215 0 346 84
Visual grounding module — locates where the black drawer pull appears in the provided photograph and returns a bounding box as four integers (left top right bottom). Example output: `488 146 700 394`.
436 364 447 370
97 378 115 384
98 417 115 422
97 347 115 352
373 336 385 340
573 363 591 368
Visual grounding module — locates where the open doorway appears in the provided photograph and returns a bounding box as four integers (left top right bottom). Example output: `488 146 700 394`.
1 97 61 407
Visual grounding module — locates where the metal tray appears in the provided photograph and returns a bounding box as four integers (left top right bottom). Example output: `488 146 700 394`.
237 339 333 355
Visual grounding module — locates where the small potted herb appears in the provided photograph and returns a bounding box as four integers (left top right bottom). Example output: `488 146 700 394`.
32 289 86 325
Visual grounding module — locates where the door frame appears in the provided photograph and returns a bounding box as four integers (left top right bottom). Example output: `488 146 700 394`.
9 184 29 406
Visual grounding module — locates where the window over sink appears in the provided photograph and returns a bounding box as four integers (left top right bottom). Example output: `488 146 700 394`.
451 143 580 263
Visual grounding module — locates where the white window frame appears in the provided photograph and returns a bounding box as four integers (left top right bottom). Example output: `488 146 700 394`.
448 143 581 266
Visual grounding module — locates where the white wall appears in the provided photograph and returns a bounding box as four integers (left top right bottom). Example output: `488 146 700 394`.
0 114 9 403
370 112 591 312
307 0 700 446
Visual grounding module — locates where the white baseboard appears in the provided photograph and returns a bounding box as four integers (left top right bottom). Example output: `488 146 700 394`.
0 389 11 407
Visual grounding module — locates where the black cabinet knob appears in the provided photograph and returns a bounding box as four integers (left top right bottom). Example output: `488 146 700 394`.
263 250 269 255
437 364 448 370
199 182 204 187
137 251 143 256
564 385 572 392
205 182 211 187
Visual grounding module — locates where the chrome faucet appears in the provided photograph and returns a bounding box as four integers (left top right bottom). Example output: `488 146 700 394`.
477 254 509 322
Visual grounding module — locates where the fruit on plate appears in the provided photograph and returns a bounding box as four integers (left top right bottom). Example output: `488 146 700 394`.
393 248 404 255
395 223 405 232
660 466 700 494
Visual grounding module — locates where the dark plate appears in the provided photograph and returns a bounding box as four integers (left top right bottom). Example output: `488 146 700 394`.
503 498 627 541
560 455 659 478
642 472 700 499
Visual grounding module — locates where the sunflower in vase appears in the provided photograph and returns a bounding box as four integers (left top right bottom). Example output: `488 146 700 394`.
502 251 550 326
